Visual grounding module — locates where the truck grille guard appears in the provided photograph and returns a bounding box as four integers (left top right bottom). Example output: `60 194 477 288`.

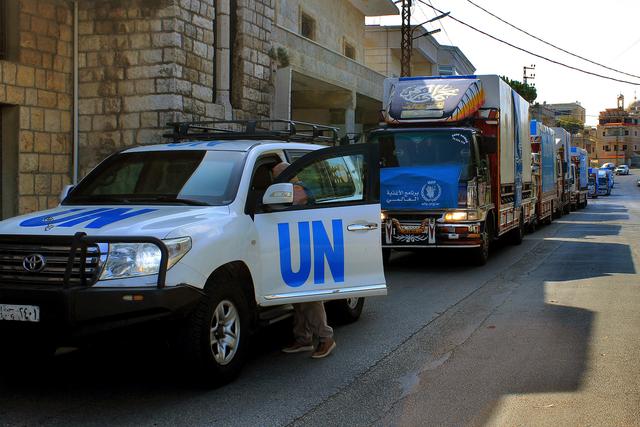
0 232 169 289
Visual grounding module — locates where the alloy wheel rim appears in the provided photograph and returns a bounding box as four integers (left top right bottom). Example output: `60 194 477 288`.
210 299 240 366
346 297 359 310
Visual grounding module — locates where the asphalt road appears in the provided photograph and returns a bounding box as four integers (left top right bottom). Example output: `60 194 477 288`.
1 173 639 426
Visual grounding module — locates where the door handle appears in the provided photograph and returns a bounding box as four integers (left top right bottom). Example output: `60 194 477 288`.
347 223 379 232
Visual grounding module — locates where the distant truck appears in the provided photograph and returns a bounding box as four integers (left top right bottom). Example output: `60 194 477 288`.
597 168 613 196
371 75 534 265
569 146 588 209
587 168 598 198
552 127 572 215
530 120 558 225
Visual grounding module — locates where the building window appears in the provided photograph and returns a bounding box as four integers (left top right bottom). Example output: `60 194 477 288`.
623 145 627 150
605 145 610 151
344 40 356 60
439 65 457 76
300 12 316 41
603 131 605 136
625 130 629 136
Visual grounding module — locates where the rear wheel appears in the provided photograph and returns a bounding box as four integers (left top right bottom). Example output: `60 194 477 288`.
509 212 524 245
178 271 250 387
326 297 365 325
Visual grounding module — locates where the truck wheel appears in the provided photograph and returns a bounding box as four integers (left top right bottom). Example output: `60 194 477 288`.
179 272 250 387
509 213 524 245
326 297 365 325
382 248 391 265
472 219 492 266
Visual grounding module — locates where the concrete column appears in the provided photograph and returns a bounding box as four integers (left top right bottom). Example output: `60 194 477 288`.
273 67 292 120
344 90 357 136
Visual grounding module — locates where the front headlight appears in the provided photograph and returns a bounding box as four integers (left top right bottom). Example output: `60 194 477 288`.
444 211 468 221
99 237 192 281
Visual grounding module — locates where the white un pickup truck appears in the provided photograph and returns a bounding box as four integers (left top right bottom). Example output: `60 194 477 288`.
0 120 386 385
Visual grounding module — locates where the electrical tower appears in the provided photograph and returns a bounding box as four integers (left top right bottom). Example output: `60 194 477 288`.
523 64 536 86
401 0 412 77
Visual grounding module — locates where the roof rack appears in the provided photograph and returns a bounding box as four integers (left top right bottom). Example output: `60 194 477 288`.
164 119 339 145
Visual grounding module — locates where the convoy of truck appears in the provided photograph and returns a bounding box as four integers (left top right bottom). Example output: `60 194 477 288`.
0 73 621 387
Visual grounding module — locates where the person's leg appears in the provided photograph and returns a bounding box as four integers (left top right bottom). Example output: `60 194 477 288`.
304 302 336 358
282 304 314 353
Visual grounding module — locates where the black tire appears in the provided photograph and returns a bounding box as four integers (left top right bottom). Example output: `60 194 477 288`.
471 217 492 266
509 212 524 245
382 248 391 265
326 297 365 325
178 270 250 387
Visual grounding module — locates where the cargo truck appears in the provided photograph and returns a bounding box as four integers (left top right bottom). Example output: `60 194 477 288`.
570 146 588 209
552 127 572 215
530 120 558 225
587 167 598 198
371 75 534 265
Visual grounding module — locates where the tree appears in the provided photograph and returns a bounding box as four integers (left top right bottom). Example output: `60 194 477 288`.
501 76 537 103
555 117 584 135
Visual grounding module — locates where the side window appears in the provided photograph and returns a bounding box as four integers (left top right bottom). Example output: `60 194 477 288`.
294 154 365 205
285 150 312 163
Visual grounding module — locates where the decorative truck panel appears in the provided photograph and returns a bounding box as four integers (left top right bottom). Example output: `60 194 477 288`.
531 120 557 194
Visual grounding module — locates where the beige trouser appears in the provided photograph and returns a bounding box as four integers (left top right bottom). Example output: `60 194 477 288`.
293 302 334 344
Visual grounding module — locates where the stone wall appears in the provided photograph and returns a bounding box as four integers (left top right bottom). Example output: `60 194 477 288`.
0 0 73 215
232 0 274 120
77 0 222 176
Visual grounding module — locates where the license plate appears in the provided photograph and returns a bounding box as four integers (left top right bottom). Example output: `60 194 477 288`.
0 304 40 322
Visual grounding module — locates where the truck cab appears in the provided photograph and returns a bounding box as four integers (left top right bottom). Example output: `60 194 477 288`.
597 168 613 196
372 75 534 265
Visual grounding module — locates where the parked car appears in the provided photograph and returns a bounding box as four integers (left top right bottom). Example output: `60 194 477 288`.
615 165 630 175
601 162 615 170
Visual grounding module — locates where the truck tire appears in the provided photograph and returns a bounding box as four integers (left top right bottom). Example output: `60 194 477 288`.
509 213 524 245
472 218 492 266
179 271 250 387
326 297 365 325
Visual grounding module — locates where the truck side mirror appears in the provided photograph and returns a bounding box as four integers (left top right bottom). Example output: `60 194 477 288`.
479 136 497 154
59 184 74 203
262 183 294 207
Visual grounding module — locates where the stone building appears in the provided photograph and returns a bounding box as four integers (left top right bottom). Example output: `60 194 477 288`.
594 95 640 166
0 0 274 218
271 0 400 140
364 24 475 78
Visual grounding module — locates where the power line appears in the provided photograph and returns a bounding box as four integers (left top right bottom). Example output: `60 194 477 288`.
463 0 640 80
416 0 640 86
426 0 455 46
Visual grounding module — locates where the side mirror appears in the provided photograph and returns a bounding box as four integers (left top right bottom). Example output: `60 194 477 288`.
262 183 294 206
59 184 74 203
479 136 497 154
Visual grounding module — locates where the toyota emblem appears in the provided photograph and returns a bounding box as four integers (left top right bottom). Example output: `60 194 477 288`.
23 254 46 273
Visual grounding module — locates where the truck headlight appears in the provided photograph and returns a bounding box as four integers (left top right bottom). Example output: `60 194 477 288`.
99 237 192 281
444 211 468 221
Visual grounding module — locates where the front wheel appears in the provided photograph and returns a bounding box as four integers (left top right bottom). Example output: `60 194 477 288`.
509 213 524 245
326 297 365 325
471 218 492 266
178 272 250 387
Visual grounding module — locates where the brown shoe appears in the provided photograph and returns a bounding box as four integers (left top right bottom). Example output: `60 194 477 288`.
282 342 314 353
311 339 336 359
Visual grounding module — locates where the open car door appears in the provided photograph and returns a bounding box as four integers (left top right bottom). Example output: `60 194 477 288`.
253 143 386 306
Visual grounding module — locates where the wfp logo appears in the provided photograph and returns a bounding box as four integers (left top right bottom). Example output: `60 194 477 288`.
277 219 344 288
421 181 442 202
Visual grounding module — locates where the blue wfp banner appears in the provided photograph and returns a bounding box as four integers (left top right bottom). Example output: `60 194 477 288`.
512 91 523 208
381 165 462 210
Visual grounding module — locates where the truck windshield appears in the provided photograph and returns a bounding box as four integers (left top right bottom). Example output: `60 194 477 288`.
64 150 245 206
371 130 475 180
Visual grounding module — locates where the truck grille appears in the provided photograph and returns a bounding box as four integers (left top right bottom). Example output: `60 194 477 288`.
0 240 102 286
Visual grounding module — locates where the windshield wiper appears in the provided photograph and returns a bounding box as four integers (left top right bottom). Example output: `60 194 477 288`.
65 196 133 204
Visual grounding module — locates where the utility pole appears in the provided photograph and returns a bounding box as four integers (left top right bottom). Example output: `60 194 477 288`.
401 0 412 77
523 64 536 86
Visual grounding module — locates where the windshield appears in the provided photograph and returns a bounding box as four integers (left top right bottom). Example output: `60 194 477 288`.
65 150 246 206
598 177 607 185
371 130 475 180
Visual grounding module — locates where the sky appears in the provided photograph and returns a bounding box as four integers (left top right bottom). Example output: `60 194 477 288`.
367 0 640 126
